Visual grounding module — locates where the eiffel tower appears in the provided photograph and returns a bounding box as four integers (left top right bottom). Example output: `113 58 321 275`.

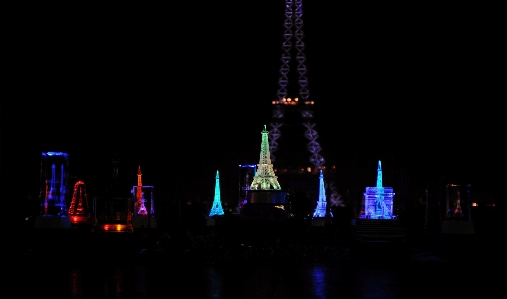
312 169 333 218
268 0 336 202
209 170 225 217
250 125 282 191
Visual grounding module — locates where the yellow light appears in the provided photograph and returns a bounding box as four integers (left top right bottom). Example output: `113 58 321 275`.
102 224 127 232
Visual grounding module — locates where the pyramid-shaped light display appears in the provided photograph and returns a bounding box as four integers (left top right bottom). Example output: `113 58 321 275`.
250 125 281 190
209 170 225 217
312 169 333 218
68 180 91 224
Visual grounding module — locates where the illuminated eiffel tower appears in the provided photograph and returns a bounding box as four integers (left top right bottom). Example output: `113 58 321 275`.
268 0 337 202
312 169 333 218
136 165 148 216
209 170 225 217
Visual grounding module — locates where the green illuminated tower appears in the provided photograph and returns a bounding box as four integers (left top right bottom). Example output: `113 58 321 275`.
250 125 281 190
244 125 287 221
209 170 225 217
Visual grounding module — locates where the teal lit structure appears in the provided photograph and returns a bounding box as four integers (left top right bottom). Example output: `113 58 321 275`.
312 169 333 218
360 160 396 219
209 170 225 217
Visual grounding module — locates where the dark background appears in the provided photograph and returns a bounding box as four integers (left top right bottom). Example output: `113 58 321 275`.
3 0 505 210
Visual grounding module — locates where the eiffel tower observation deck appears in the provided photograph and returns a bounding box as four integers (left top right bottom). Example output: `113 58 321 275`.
267 0 336 202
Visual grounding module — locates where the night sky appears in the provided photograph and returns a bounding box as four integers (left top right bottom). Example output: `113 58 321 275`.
5 0 505 207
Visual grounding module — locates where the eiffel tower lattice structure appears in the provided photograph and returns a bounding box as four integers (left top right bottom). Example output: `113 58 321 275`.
209 170 225 217
268 0 336 200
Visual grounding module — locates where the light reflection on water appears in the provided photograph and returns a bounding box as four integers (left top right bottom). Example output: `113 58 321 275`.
205 267 223 299
70 269 83 299
31 262 408 299
310 266 327 299
352 268 402 299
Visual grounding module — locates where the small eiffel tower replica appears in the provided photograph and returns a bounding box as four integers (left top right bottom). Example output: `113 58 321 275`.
454 190 463 218
442 184 475 236
244 126 287 221
250 125 281 190
209 170 225 217
312 169 333 218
